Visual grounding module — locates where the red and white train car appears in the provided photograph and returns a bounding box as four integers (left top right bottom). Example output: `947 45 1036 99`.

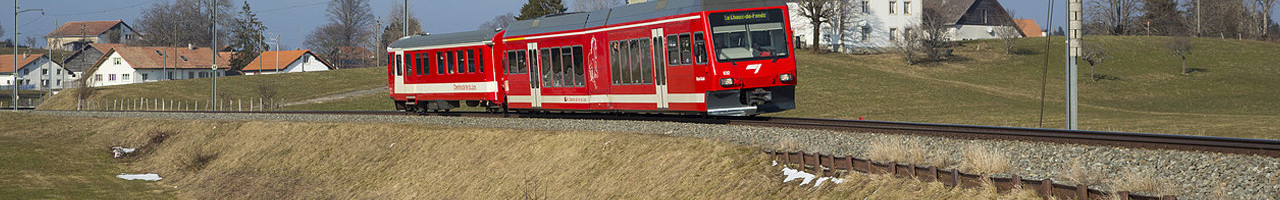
388 0 796 116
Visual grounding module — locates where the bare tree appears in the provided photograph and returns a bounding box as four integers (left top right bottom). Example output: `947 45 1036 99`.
824 0 863 53
572 0 623 12
794 0 837 52
479 12 518 30
306 0 377 69
378 2 424 66
1087 0 1141 35
1185 0 1252 38
919 5 951 61
1080 44 1107 81
135 0 234 47
996 9 1020 54
896 24 926 65
24 36 40 49
1166 37 1193 74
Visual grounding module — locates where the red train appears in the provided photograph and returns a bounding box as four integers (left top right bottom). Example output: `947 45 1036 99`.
387 0 796 116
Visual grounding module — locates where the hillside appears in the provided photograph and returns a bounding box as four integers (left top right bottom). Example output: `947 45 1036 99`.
779 36 1280 139
38 67 387 110
0 112 1038 199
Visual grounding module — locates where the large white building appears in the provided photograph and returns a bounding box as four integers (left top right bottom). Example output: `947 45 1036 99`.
86 46 230 87
1 54 74 90
240 50 334 75
928 0 1020 41
789 0 922 52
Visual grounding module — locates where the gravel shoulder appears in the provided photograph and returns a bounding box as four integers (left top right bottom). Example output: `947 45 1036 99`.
25 110 1280 199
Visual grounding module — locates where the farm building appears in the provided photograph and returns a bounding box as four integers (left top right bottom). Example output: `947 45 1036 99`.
0 54 74 90
85 46 230 87
45 20 137 51
240 50 334 75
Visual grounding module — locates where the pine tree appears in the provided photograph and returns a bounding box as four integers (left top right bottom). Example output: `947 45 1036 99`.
516 0 567 20
229 1 269 72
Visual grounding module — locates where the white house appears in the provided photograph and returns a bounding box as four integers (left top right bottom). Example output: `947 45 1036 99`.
789 0 923 52
86 46 230 87
928 0 1020 41
240 50 334 75
1 54 74 90
45 20 137 51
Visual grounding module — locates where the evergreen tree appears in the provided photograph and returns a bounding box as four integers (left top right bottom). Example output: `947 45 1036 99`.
229 1 268 72
516 0 567 20
378 2 423 66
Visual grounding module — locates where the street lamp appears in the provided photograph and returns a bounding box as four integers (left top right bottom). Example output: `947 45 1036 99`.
12 0 42 109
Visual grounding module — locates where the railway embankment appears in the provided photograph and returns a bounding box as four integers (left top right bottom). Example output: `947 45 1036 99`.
1 111 1038 199
27 110 1280 199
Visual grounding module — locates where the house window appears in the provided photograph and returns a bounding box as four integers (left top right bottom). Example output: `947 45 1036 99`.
109 74 116 81
167 72 174 80
141 74 149 80
95 74 102 81
41 69 47 75
188 72 195 79
904 1 911 14
114 58 122 65
890 28 898 41
862 1 869 14
56 80 61 86
862 26 872 42
122 74 130 80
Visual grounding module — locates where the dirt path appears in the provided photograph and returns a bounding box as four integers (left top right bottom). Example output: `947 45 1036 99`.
281 87 387 107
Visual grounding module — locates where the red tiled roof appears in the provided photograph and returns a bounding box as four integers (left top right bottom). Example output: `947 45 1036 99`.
243 50 333 71
88 43 127 52
0 54 44 73
47 20 126 37
1014 19 1044 37
97 47 232 70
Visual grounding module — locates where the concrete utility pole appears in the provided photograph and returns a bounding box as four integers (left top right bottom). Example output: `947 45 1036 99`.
12 0 42 109
403 0 408 37
47 19 55 97
1066 0 1083 130
211 0 218 111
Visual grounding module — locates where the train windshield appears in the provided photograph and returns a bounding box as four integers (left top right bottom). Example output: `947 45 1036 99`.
709 9 789 62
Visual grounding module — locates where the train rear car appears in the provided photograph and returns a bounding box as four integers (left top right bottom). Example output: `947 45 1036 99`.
387 30 505 112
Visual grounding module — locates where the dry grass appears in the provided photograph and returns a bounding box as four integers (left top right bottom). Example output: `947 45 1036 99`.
1 112 1044 199
1063 158 1101 186
1108 167 1179 197
865 136 946 167
958 144 1013 175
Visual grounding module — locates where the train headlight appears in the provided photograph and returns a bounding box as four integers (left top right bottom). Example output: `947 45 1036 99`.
779 74 794 82
720 78 735 86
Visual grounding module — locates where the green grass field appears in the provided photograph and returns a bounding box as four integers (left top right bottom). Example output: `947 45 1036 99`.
38 67 386 110
36 36 1280 139
776 36 1280 139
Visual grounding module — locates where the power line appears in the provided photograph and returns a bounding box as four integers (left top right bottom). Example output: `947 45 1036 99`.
45 1 154 17
258 2 327 14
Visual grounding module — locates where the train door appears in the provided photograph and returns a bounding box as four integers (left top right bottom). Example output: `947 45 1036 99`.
527 43 543 108
652 28 669 109
393 51 404 94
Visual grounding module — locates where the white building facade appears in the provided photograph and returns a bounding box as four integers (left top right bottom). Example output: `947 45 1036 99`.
788 0 922 52
86 49 228 87
1 54 74 90
242 50 334 75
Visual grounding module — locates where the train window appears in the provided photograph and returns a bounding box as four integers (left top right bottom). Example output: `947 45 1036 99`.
405 54 413 75
467 50 476 73
550 47 562 87
622 40 634 84
457 50 466 73
679 33 692 65
505 51 514 74
667 34 679 65
560 47 573 87
693 32 707 64
477 50 484 73
572 46 584 87
446 51 455 74
395 55 402 76
639 39 652 84
516 51 527 74
436 52 445 75
610 41 621 85
653 36 666 85
709 9 790 62
540 48 551 87
416 53 424 75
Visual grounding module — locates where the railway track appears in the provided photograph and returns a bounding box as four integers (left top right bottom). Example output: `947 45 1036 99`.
43 110 1280 157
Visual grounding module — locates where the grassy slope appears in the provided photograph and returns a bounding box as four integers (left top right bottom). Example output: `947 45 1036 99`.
0 112 1038 199
778 36 1280 139
38 67 385 110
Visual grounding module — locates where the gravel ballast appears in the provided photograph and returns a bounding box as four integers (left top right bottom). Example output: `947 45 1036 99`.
25 111 1280 199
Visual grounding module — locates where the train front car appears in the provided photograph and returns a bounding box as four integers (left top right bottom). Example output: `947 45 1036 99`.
387 30 506 113
701 3 797 116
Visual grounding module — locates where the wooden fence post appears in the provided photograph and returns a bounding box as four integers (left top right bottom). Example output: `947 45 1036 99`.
1039 179 1052 199
1077 184 1088 199
1116 191 1130 200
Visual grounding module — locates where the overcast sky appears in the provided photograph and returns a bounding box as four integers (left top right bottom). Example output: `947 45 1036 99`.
2 0 1277 49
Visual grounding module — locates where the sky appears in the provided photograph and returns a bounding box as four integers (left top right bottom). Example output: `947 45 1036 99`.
2 0 1278 49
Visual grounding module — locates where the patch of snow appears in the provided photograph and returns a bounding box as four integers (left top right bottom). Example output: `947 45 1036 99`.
781 166 845 187
117 173 162 181
111 146 136 158
772 160 777 166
